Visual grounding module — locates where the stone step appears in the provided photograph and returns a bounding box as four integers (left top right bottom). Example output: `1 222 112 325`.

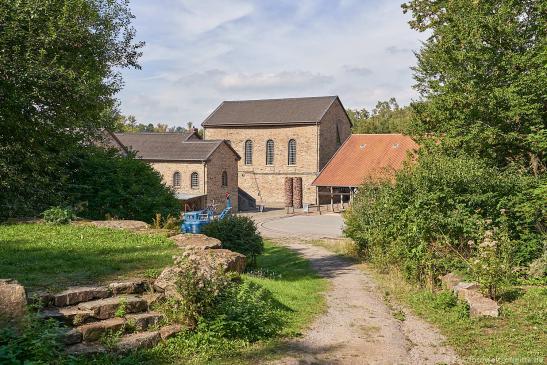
76 317 126 342
40 306 96 326
108 280 148 295
54 286 110 307
66 342 106 356
126 312 163 331
77 295 148 320
116 331 161 353
159 323 183 340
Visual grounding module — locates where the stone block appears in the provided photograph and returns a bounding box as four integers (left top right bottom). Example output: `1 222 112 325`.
76 317 126 342
116 331 161 353
153 266 184 299
53 286 110 307
78 295 147 320
108 281 147 295
126 312 163 331
439 273 463 290
66 343 106 356
170 234 222 250
457 288 500 317
61 328 83 345
0 279 27 325
90 220 149 231
40 306 95 326
159 324 183 340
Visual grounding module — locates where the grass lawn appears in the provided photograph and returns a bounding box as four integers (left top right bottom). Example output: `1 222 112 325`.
0 223 178 291
307 238 546 364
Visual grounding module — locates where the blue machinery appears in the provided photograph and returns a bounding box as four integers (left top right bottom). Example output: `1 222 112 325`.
181 197 232 234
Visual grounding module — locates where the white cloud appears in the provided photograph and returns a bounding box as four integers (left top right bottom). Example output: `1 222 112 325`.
118 0 426 125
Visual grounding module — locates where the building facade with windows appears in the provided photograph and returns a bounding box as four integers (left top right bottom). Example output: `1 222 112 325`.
113 131 240 212
202 96 352 205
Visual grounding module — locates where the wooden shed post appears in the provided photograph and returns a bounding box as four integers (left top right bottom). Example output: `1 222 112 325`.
330 186 334 212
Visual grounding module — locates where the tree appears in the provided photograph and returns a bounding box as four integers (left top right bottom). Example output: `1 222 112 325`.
347 98 413 134
403 0 546 172
0 0 143 219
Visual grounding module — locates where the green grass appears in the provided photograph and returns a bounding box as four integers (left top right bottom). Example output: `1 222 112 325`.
0 223 178 291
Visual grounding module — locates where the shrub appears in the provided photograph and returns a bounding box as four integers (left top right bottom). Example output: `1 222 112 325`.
0 313 63 363
42 206 75 225
202 216 264 266
66 147 181 223
345 153 545 287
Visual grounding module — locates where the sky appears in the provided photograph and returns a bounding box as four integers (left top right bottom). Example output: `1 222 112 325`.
117 0 427 127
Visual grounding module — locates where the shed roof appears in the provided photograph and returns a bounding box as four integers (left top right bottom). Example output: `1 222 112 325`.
312 134 418 187
202 96 340 127
114 133 240 162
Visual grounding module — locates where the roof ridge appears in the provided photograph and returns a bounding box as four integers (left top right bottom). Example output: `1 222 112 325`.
222 95 337 103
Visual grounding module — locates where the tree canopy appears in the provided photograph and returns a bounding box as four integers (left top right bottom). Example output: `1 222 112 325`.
0 0 143 218
348 98 413 134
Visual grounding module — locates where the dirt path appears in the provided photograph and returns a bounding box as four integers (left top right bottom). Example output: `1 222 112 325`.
270 239 460 365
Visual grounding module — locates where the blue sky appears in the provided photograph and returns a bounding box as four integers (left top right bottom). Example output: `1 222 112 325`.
118 0 426 127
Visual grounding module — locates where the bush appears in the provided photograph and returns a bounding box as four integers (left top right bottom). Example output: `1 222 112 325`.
42 206 75 225
344 153 545 287
66 147 181 223
202 216 264 266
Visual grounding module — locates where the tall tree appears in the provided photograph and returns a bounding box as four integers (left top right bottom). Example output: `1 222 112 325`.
0 0 143 218
348 98 413 134
403 0 546 172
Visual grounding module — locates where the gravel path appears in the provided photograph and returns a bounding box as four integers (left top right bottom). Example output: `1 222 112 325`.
269 239 460 365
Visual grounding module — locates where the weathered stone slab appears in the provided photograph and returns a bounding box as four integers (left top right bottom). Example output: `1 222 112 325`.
179 249 246 273
153 266 184 299
439 273 463 290
76 317 126 342
90 220 149 231
457 288 500 317
0 279 27 325
126 312 163 331
170 234 222 250
78 295 147 320
54 286 110 307
61 328 83 345
142 292 166 308
108 281 147 295
40 306 95 326
116 331 161 353
159 324 183 340
66 342 106 356
453 282 479 293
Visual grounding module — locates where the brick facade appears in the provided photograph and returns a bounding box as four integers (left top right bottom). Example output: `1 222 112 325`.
204 99 351 206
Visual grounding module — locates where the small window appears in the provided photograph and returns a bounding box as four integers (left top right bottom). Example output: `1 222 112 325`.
244 140 253 165
190 172 199 189
172 171 181 187
288 139 297 165
266 139 274 165
221 170 228 187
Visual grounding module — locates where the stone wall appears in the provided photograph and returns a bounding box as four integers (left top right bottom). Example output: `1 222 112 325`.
205 142 239 212
150 161 206 196
319 99 352 169
205 125 319 204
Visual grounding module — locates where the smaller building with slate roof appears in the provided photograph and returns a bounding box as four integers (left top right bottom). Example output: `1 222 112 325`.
112 131 240 212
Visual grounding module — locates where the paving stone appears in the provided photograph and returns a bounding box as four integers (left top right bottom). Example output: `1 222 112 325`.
78 295 147 320
54 286 110 307
66 342 106 356
61 328 82 345
159 324 183 340
76 317 126 342
126 312 163 331
40 306 95 326
108 280 147 295
116 331 161 353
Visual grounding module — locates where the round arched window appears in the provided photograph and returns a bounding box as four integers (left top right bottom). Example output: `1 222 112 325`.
190 172 199 189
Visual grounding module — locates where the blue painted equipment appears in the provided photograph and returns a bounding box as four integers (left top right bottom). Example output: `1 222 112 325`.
181 196 232 234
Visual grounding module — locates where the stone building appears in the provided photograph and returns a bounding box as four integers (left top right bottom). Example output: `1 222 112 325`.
114 131 240 212
202 96 352 206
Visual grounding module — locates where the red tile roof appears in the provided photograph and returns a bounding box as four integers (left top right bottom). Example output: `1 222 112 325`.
312 134 418 187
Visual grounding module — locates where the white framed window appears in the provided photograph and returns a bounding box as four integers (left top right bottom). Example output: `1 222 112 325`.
221 170 228 187
190 172 199 189
288 139 297 165
172 171 181 187
244 140 253 165
266 139 274 165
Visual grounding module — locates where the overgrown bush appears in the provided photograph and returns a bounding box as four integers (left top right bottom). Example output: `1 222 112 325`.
42 206 75 225
0 313 63 363
345 153 545 288
202 216 264 266
66 147 181 223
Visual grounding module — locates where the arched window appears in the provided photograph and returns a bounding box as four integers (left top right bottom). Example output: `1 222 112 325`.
172 171 181 187
244 140 253 165
288 139 297 165
221 170 228 187
190 172 199 189
266 139 274 165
